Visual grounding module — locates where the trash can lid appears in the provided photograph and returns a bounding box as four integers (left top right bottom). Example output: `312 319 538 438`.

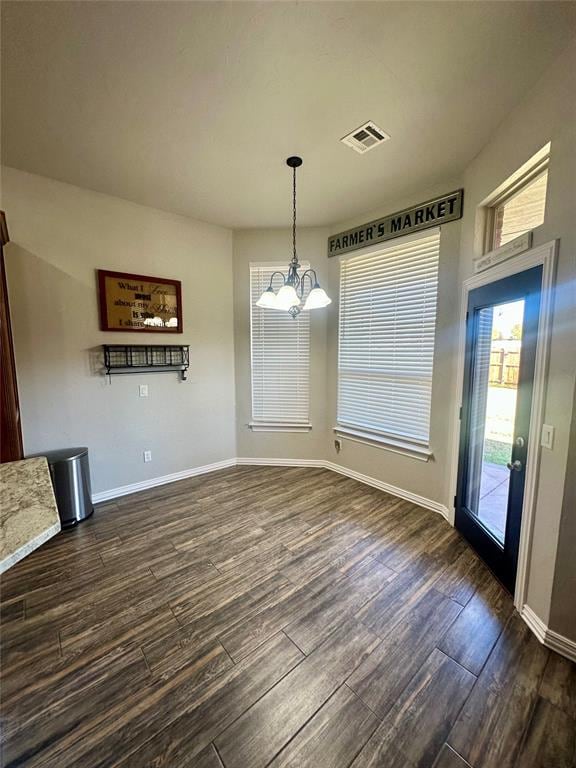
29 447 89 463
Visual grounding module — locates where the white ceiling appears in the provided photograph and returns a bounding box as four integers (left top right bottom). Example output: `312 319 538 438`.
2 2 575 228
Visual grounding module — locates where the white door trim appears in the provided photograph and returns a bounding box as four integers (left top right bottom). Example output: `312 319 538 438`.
448 240 558 612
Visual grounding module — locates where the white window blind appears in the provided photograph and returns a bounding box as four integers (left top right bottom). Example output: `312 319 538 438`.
250 262 310 428
337 230 440 447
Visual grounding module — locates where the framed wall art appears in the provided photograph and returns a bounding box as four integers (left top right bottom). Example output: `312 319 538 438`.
97 270 183 333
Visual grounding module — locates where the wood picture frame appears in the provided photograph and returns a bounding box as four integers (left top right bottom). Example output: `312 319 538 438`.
97 269 183 333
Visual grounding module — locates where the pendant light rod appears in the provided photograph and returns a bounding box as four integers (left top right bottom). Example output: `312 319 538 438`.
255 155 331 317
286 156 302 267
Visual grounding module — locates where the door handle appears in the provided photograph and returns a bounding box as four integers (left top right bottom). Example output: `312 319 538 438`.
506 460 523 472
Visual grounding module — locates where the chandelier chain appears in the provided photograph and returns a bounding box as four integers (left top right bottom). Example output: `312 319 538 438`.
292 165 297 263
255 155 330 316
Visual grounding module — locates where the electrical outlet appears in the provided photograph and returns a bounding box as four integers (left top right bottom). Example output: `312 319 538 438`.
143 450 152 463
139 384 149 398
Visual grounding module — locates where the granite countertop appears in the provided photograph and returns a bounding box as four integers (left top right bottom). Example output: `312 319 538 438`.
0 457 61 574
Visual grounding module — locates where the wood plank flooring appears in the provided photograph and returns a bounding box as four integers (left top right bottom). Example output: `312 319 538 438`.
1 466 574 768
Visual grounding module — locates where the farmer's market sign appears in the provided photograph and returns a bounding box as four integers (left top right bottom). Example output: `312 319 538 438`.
328 189 463 257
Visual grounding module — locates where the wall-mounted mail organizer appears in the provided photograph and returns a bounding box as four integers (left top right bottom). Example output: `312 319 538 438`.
103 345 190 381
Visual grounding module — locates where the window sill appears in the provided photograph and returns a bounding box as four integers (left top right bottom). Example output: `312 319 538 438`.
249 422 312 433
333 427 433 462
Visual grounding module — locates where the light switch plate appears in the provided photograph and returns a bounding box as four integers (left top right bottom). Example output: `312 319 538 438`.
139 384 149 398
541 424 554 450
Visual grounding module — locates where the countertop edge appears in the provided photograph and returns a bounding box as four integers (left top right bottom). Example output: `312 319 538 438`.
0 521 62 575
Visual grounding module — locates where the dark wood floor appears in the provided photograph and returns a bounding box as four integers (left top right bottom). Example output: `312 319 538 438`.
1 466 575 768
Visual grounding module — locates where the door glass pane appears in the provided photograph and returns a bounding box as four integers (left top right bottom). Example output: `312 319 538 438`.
465 300 524 543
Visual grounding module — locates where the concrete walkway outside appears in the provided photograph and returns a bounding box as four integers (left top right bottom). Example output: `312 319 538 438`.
478 461 509 542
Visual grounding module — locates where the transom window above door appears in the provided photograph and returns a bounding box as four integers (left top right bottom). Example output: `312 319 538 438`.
336 229 440 458
485 143 550 252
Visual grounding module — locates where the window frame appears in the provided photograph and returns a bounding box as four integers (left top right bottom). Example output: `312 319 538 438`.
334 229 440 461
249 261 312 433
483 145 550 254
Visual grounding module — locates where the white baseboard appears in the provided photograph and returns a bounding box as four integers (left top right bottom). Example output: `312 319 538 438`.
236 457 449 520
545 627 576 662
92 458 237 503
94 455 449 520
521 604 548 642
521 605 576 663
235 457 326 468
323 460 450 520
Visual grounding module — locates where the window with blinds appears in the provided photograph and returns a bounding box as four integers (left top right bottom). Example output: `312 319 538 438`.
250 263 311 430
337 230 440 448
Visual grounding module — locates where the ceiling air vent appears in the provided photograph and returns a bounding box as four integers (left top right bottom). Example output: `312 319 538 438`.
341 121 390 154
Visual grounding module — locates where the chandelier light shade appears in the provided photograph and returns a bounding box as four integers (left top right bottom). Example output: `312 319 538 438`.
304 286 331 310
255 287 278 309
276 284 301 310
256 156 331 318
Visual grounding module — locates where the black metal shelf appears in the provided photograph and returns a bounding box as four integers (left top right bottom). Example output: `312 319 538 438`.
103 345 189 380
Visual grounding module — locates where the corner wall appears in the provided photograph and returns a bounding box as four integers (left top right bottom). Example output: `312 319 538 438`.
321 38 576 640
4 39 574 645
1 168 237 494
233 227 330 461
459 39 576 633
550 378 576 640
324 180 463 511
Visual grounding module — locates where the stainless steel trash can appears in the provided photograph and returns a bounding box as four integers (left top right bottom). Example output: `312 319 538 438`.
42 447 94 528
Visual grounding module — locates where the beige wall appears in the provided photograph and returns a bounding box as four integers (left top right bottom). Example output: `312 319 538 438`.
232 191 464 517
321 39 576 636
3 39 574 641
459 39 576 632
324 181 463 508
230 41 575 641
2 168 236 494
550 378 576 639
233 228 329 460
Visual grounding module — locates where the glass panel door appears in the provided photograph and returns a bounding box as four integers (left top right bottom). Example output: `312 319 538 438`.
456 267 542 593
465 300 524 544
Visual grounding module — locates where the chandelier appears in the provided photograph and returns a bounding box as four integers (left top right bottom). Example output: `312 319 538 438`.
256 157 331 318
